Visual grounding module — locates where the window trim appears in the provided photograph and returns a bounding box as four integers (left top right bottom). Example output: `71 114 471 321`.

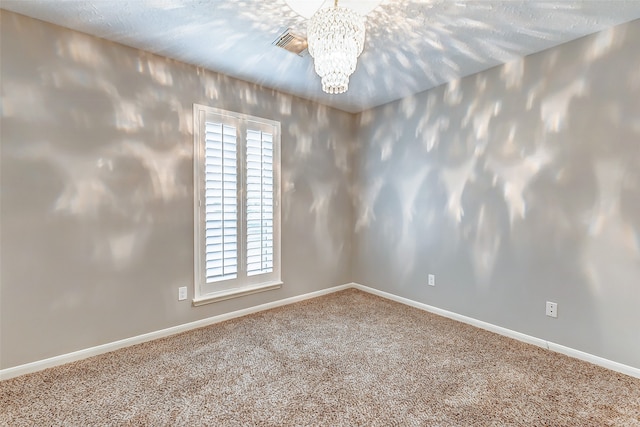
192 104 282 305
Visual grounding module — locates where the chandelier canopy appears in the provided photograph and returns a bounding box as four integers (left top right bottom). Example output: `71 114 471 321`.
307 1 365 94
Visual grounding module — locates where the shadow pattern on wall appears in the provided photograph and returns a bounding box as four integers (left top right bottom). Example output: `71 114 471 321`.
0 11 354 368
353 21 640 368
4 1 640 112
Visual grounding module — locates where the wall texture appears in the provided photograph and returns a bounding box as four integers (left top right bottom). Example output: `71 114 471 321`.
0 11 355 369
353 19 640 369
2 10 639 372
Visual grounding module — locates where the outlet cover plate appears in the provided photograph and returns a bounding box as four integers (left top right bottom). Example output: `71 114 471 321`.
178 286 188 301
428 274 435 286
546 301 557 318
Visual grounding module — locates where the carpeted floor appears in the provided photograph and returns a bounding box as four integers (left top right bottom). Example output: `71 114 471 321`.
2 289 639 426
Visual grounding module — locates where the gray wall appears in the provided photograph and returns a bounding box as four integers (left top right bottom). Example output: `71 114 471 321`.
0 11 355 369
2 10 639 372
353 19 640 369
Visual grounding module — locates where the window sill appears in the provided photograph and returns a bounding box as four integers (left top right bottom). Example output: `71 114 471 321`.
192 281 282 306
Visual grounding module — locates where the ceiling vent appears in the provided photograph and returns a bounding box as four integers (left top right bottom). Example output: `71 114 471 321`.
273 28 308 56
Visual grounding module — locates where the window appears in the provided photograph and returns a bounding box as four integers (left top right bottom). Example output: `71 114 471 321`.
193 104 281 305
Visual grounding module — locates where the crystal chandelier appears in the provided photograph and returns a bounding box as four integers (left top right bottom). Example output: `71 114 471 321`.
307 0 365 94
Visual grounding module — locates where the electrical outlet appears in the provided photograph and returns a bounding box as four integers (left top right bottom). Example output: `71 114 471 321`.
428 274 435 287
178 286 188 301
546 301 557 318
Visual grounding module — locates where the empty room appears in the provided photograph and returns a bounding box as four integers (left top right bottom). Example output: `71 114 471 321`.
1 0 639 425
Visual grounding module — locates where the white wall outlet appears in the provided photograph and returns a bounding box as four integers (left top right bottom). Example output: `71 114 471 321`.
546 301 558 318
428 274 435 287
178 286 188 301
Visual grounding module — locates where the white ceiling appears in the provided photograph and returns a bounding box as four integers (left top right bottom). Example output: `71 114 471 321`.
3 1 640 113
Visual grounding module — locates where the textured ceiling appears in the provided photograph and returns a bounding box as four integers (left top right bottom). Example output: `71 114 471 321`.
2 1 640 113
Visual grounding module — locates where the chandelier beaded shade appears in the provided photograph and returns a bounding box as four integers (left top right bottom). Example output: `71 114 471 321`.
307 2 365 94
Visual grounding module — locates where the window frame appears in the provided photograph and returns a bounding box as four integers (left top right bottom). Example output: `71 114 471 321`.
193 104 282 305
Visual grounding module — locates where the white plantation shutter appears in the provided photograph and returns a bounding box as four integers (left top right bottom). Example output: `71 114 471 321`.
204 122 238 282
246 129 274 276
194 104 281 301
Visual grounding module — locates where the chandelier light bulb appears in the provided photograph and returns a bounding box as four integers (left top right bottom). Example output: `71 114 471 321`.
307 2 365 94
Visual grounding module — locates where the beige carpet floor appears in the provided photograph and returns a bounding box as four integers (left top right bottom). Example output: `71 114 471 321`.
2 289 639 426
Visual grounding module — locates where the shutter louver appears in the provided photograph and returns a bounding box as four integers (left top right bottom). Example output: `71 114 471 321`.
204 122 238 282
246 129 274 276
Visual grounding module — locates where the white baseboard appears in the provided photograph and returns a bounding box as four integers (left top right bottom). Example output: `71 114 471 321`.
545 341 640 379
3 282 638 381
350 283 640 379
0 283 351 381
